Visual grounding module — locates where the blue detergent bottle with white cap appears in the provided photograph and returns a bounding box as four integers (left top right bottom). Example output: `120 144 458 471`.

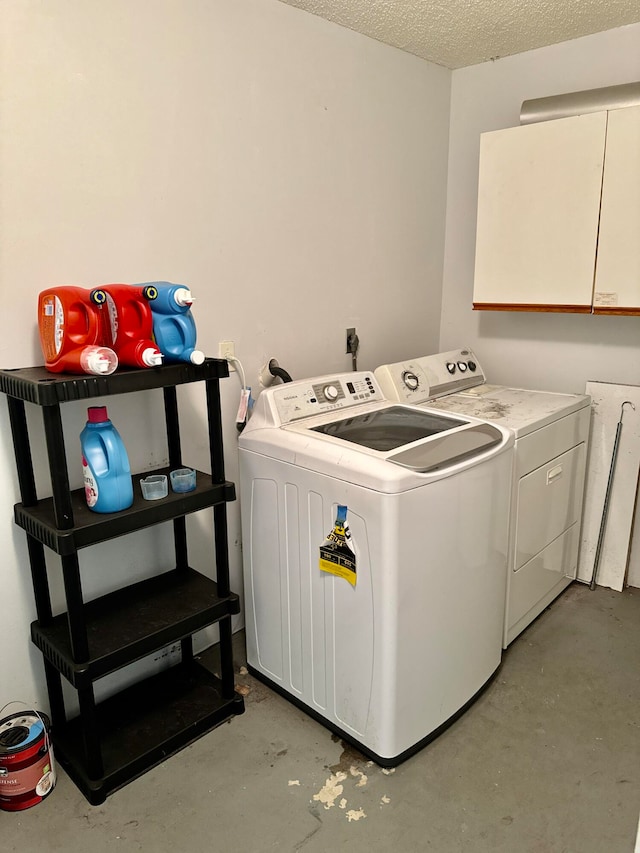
140 282 205 365
80 406 134 513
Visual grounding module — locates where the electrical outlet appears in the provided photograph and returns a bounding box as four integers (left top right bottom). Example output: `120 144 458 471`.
346 327 357 354
218 340 236 370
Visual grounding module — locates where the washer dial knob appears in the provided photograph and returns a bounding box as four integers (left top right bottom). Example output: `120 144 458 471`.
323 384 340 402
402 371 420 391
446 362 456 375
457 361 468 372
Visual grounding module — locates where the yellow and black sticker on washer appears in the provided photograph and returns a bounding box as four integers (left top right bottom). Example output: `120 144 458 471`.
319 505 356 586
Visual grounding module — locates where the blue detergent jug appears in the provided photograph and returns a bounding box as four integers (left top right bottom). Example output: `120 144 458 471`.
141 281 205 365
81 406 134 513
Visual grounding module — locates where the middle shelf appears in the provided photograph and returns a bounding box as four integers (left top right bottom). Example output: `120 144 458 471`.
15 466 236 554
32 566 240 686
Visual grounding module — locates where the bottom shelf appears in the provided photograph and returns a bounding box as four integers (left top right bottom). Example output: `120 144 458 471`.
53 659 245 805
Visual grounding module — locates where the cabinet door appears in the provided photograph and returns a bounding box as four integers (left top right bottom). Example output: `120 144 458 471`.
473 111 607 311
593 105 640 314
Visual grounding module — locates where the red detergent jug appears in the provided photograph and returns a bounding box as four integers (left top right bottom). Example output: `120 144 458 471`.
38 287 118 375
97 284 163 369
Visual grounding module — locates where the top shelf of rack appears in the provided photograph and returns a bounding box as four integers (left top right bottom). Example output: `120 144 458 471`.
0 360 229 406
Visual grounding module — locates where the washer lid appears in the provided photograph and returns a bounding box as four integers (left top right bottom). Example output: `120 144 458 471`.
310 406 467 451
311 406 502 472
388 423 503 472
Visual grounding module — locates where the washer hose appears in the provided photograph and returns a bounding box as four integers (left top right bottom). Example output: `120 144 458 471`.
269 360 293 383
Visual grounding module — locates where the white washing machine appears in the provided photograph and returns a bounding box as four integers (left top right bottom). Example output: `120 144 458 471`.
375 348 591 647
239 371 513 765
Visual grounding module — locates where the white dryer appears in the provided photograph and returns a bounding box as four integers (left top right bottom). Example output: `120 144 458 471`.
239 371 513 765
375 348 591 647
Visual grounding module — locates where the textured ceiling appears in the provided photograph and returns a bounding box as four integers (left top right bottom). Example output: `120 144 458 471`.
276 0 640 69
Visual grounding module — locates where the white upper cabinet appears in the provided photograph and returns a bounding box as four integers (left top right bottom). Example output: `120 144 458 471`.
594 105 640 313
472 106 640 314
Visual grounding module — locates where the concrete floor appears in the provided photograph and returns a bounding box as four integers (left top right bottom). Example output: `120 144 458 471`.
7 583 640 852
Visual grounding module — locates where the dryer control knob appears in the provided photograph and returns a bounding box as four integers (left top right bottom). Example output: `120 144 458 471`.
324 384 340 402
468 361 477 372
402 371 419 391
446 362 456 375
457 361 468 372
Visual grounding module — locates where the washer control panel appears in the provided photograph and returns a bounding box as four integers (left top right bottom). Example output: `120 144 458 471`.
375 348 485 404
273 372 381 423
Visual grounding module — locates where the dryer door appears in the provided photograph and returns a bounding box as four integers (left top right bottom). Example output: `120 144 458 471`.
514 444 585 571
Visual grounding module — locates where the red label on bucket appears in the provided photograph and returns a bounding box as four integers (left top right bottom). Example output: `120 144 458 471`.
0 751 55 797
0 711 56 811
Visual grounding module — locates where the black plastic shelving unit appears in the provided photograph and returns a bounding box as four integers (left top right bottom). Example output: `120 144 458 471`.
0 360 245 804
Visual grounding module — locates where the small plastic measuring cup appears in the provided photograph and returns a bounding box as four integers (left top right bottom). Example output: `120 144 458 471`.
140 474 168 500
170 468 196 493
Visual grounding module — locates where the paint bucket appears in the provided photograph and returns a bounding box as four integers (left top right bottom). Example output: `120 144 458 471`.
0 706 56 811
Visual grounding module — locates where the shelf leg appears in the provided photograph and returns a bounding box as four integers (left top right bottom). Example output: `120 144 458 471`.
61 553 90 662
43 661 66 730
180 635 194 664
213 504 231 598
77 686 104 780
41 404 74 529
173 516 188 571
27 536 53 624
6 397 38 506
218 617 235 699
205 378 225 482
163 386 182 468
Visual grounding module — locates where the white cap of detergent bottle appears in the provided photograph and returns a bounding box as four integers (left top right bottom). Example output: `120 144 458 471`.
173 287 194 307
141 348 164 367
80 346 118 375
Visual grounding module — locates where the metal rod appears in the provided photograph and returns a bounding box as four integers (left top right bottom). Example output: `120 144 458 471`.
590 401 635 590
